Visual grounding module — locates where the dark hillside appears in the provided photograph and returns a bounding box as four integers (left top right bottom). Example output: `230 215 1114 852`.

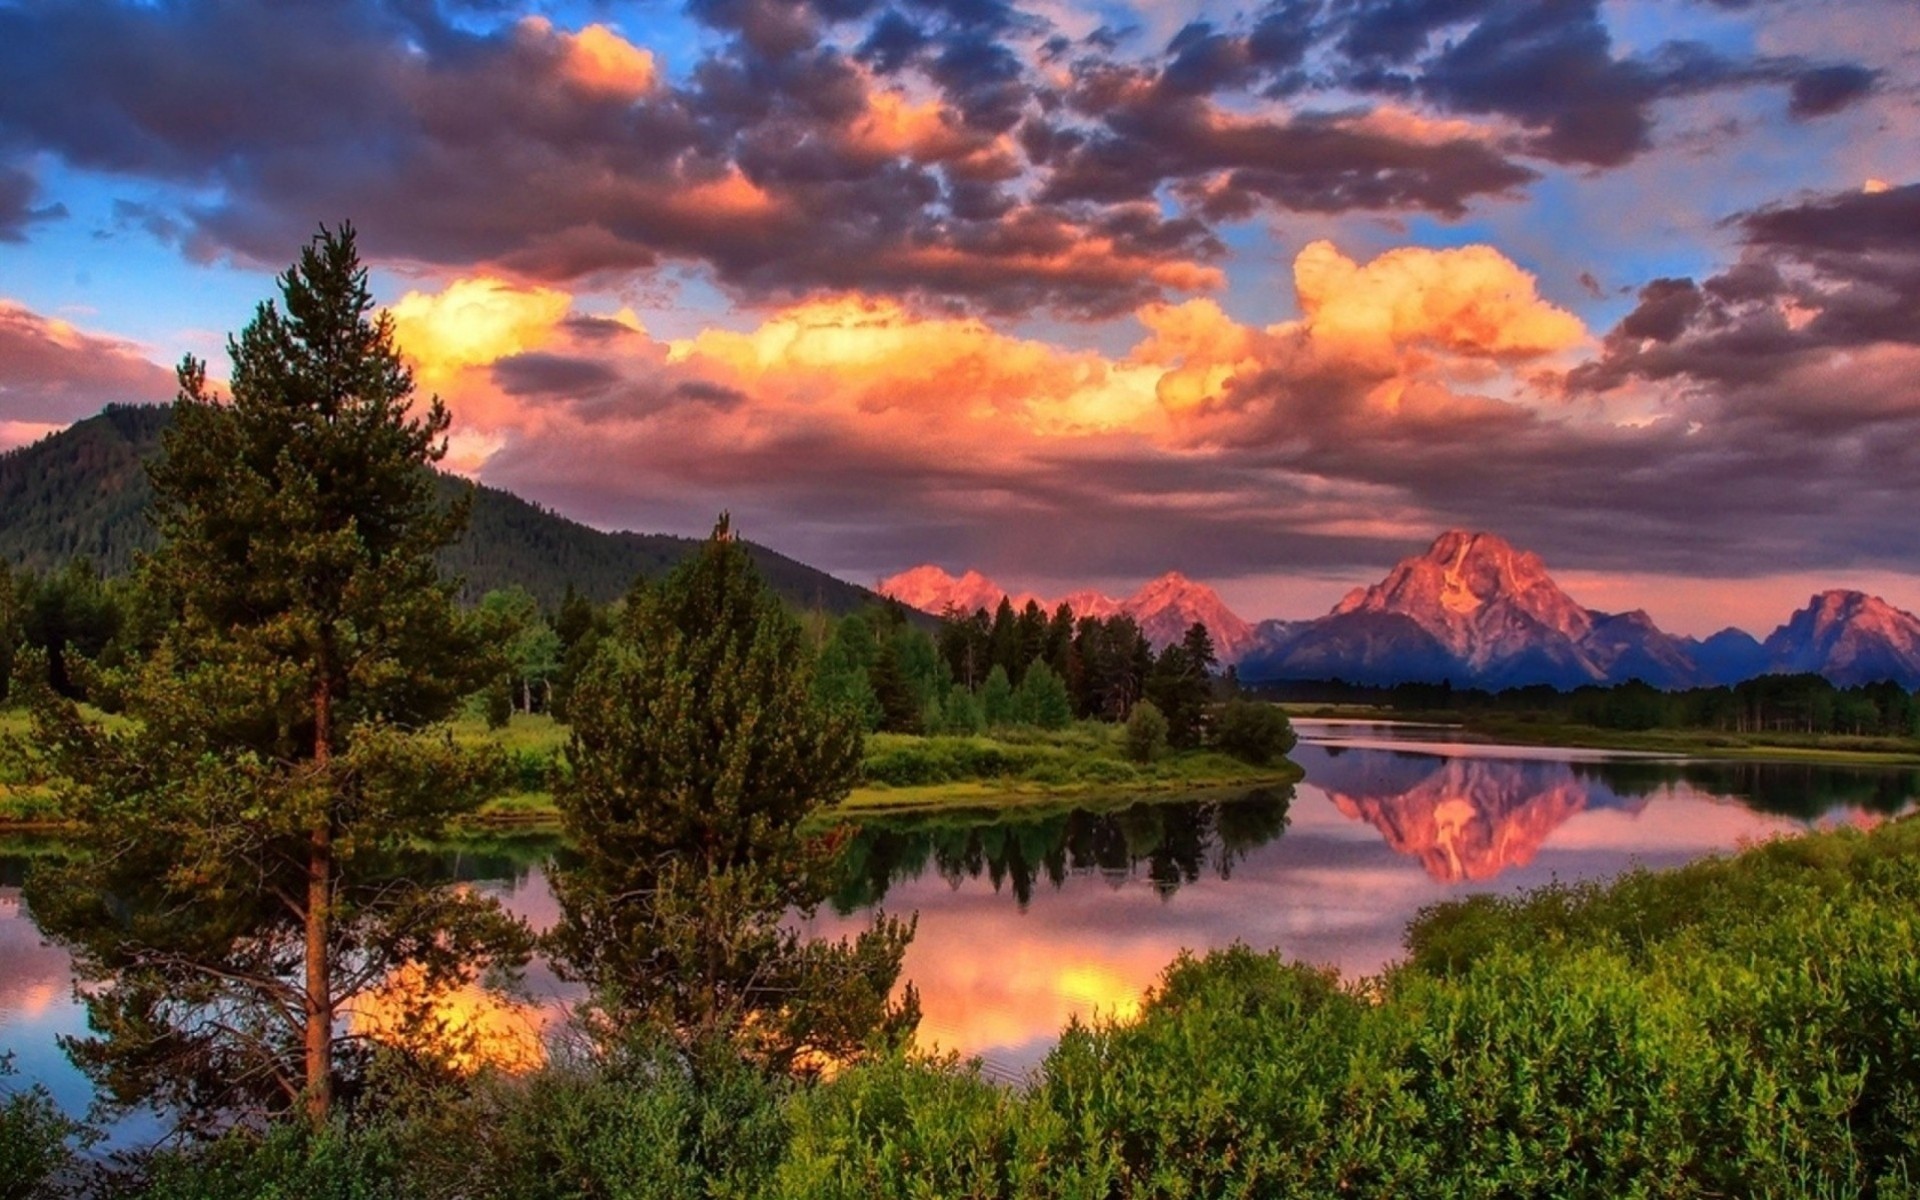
0 405 877 613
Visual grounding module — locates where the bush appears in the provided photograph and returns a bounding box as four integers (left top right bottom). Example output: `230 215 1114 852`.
1 1060 82 1200
1124 701 1168 764
1210 700 1296 766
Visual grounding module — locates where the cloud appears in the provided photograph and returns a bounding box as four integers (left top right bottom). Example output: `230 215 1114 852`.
0 299 175 428
8 0 1867 318
1334 0 1877 168
0 163 66 242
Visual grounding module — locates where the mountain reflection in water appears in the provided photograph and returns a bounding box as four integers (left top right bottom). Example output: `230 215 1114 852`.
1298 738 1920 883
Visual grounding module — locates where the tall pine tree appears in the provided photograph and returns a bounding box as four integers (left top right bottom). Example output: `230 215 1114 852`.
23 225 527 1128
550 519 916 1076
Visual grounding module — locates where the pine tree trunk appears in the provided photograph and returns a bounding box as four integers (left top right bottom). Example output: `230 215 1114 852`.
304 675 335 1127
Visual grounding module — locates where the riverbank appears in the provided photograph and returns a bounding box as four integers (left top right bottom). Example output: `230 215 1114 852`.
469 722 1303 825
1280 703 1920 766
2 710 1300 830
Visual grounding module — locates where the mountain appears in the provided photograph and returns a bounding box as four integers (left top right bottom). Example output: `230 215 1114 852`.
1687 628 1767 686
1123 572 1256 660
877 565 1253 656
1243 531 1685 688
1763 591 1920 688
878 565 1039 616
0 405 878 614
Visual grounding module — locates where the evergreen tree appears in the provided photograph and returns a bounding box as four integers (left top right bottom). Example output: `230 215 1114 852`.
22 225 527 1128
987 597 1018 681
981 663 1015 727
550 519 916 1076
1014 658 1074 730
815 611 883 731
0 564 18 705
941 682 986 734
937 605 992 689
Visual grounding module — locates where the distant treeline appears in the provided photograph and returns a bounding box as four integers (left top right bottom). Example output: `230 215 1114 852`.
1255 673 1920 737
815 598 1229 746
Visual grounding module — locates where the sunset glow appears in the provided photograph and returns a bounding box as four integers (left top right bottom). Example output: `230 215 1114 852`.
0 0 1914 630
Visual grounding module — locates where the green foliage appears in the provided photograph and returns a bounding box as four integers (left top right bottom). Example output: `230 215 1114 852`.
477 588 562 716
441 1039 790 1200
1210 700 1296 766
981 664 1015 727
1144 630 1214 750
779 1052 1069 1200
940 684 986 735
1123 700 1168 764
551 519 916 1075
1014 660 1074 731
1 1055 84 1200
19 225 530 1128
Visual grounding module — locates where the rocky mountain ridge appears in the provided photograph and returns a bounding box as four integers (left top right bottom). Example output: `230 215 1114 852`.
889 533 1920 690
878 565 1255 658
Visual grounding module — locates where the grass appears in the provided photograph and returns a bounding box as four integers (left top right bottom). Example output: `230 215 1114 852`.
0 708 1300 828
462 718 1302 825
1465 714 1920 765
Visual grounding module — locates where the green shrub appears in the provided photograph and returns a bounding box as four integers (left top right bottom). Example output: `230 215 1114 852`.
1210 700 1296 766
1124 701 1168 764
1 1060 82 1200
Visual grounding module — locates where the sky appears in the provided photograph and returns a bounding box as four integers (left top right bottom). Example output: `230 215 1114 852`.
0 0 1915 637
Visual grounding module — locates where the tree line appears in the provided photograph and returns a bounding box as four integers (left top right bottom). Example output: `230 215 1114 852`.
1254 672 1920 737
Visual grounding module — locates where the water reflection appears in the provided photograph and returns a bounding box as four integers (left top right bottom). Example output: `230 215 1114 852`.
7 724 1920 1106
830 787 1294 911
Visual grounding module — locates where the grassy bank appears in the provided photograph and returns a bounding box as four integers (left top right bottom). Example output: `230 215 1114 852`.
3 710 1297 829
1280 702 1920 765
1466 713 1920 764
66 813 1920 1198
465 717 1301 825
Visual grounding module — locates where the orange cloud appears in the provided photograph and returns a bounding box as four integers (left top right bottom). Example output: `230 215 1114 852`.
400 239 1590 489
389 277 574 382
1292 240 1587 366
670 294 1161 434
518 18 657 99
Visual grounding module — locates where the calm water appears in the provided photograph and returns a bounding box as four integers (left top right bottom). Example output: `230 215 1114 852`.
4 718 1916 1114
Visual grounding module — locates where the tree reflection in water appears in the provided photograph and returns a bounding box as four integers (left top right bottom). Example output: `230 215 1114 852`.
828 787 1295 913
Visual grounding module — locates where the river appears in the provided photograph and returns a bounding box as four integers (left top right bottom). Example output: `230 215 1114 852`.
3 718 1915 1117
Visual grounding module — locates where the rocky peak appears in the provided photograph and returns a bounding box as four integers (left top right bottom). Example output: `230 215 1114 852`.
1764 590 1920 686
1125 572 1255 659
1332 530 1595 666
878 565 1028 615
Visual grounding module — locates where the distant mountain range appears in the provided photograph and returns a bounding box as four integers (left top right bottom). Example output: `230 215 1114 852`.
885 531 1920 690
879 565 1258 660
0 405 878 614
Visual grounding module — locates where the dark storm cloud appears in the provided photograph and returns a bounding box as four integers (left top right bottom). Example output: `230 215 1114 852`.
0 0 1207 315
1575 184 1920 392
1038 62 1535 217
1328 0 1875 168
491 352 623 397
0 0 1879 319
0 164 66 242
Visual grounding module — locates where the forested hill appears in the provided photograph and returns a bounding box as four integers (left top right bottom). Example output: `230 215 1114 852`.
0 404 879 613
